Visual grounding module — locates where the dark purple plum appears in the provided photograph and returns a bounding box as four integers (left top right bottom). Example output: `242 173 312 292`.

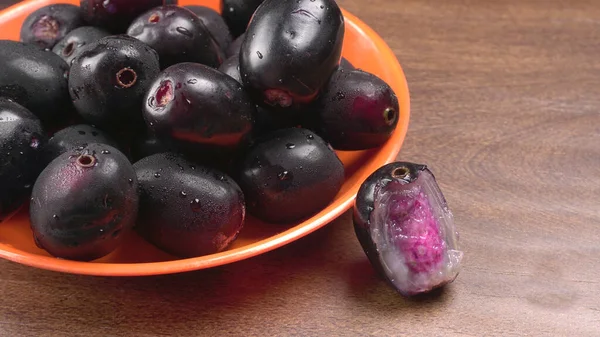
127 5 223 69
51 26 110 65
226 33 245 58
68 35 160 133
80 0 177 33
20 4 84 49
314 70 399 150
353 162 463 296
185 5 232 51
134 153 245 257
221 0 265 38
0 41 71 126
218 55 243 83
30 144 138 261
44 124 119 164
240 0 344 108
339 57 355 70
143 62 255 159
0 99 46 222
237 128 344 223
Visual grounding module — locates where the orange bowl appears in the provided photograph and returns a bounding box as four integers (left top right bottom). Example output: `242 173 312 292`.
0 0 410 276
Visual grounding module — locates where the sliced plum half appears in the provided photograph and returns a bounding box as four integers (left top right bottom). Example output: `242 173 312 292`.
353 162 463 296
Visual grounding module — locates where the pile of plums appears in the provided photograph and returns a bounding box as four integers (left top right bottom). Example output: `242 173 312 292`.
0 0 400 262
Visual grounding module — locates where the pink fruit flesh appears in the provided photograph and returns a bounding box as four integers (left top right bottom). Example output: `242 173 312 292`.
370 169 463 295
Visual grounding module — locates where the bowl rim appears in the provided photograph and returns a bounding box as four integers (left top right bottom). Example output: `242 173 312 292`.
0 2 411 276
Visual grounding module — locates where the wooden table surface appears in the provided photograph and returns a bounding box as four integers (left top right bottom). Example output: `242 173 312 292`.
1 0 599 336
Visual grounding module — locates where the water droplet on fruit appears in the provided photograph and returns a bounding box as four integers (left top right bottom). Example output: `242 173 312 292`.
101 150 110 154
53 214 59 220
320 5 324 8
176 27 193 37
190 165 196 170
256 51 263 59
154 173 161 178
219 176 225 181
128 179 133 185
187 79 197 84
190 198 202 212
19 151 24 155
286 143 296 149
278 171 292 181
278 79 283 83
177 164 184 171
307 134 314 140
335 92 345 100
180 191 187 197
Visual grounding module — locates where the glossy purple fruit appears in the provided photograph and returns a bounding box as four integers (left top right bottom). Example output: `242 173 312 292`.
127 5 223 69
226 32 245 58
134 153 245 257
353 162 463 296
314 70 399 150
80 0 177 33
240 0 344 108
237 128 344 223
0 41 71 126
0 99 46 222
20 4 84 49
44 124 119 163
51 26 110 65
68 35 160 131
30 143 139 261
185 5 232 51
221 0 265 38
143 62 255 157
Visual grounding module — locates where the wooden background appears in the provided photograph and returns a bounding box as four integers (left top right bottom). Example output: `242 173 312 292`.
1 0 599 336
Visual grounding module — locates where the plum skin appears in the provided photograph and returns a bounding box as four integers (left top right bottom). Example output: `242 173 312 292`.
0 40 71 126
240 0 345 108
0 99 47 223
353 162 462 296
20 4 84 49
314 69 400 150
29 143 139 261
51 26 110 65
237 128 345 224
126 5 223 69
221 0 265 38
184 5 233 51
43 124 119 164
68 35 160 132
80 0 178 33
134 153 246 258
143 62 255 159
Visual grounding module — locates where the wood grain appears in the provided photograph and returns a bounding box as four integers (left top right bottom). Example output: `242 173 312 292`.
1 0 599 336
